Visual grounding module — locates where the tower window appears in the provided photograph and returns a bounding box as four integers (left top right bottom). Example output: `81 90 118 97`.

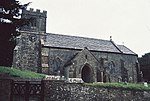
30 17 36 27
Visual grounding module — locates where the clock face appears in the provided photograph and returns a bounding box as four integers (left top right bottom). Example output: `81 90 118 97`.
29 35 37 42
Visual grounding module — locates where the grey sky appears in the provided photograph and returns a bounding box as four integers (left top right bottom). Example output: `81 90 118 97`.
20 0 150 57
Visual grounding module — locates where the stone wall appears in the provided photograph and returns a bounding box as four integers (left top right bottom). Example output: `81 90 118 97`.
44 47 79 74
13 32 42 72
44 80 150 101
44 47 138 82
92 52 138 82
1 79 150 101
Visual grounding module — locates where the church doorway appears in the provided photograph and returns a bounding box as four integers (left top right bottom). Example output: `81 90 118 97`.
81 65 93 83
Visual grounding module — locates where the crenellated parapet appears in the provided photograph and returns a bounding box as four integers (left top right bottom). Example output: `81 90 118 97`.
22 8 47 17
21 8 47 33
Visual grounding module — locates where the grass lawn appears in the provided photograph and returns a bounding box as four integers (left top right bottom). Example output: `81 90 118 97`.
1 67 150 90
86 82 150 90
0 66 46 78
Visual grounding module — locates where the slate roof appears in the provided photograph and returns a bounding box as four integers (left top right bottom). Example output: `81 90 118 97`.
44 33 136 55
117 45 136 55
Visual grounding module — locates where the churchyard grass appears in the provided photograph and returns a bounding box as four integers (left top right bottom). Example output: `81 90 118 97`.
1 66 150 90
0 66 46 78
85 82 150 90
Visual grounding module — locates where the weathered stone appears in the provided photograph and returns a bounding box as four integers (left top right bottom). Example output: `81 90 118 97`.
1 79 150 101
13 8 140 83
13 32 42 72
43 80 150 101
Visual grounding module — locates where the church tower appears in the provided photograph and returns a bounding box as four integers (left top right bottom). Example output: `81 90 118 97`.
21 8 47 33
13 8 47 72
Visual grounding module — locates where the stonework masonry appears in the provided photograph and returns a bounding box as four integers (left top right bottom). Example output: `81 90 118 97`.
42 47 138 82
13 8 140 83
1 79 150 101
43 80 150 101
13 32 42 72
21 8 47 33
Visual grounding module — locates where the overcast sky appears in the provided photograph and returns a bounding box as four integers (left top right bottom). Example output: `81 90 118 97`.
20 0 150 57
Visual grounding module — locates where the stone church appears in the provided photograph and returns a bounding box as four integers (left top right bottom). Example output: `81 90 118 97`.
13 8 140 83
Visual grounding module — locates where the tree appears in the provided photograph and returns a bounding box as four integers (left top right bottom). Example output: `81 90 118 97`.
0 0 30 67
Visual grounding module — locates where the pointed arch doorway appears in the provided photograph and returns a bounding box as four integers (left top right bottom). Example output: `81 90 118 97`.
81 64 93 83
